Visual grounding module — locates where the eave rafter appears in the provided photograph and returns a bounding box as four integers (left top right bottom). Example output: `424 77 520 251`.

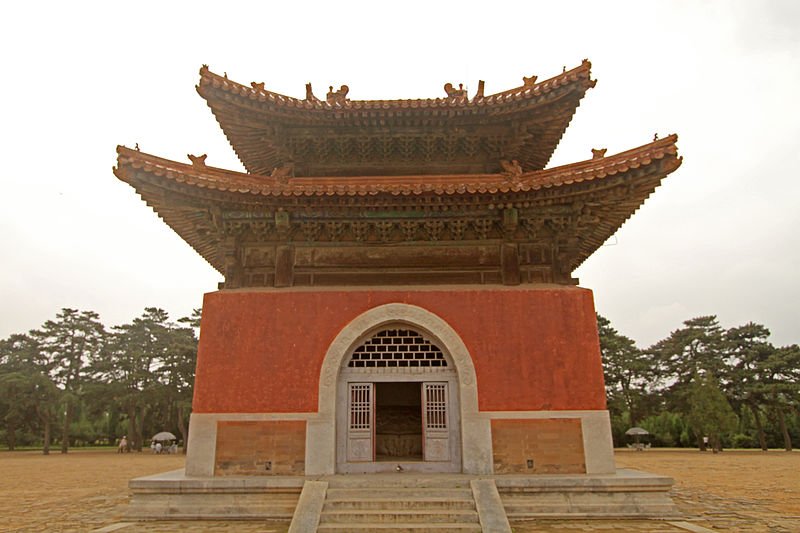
113 135 681 276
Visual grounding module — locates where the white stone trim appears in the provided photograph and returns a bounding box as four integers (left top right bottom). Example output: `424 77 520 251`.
482 409 616 474
482 410 609 419
310 303 492 475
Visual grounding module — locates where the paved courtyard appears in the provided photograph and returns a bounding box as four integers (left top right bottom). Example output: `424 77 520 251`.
0 448 797 532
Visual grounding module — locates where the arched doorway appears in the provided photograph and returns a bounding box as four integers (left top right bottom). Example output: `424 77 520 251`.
335 326 461 473
307 303 492 476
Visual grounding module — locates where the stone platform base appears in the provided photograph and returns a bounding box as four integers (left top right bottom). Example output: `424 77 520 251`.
496 469 679 519
127 468 679 523
127 468 303 520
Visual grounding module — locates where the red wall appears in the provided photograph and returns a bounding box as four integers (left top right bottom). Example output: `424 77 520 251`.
192 287 606 413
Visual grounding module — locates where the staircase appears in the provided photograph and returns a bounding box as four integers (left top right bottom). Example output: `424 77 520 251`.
315 476 483 532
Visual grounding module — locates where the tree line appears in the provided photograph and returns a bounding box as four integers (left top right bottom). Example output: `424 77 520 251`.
599 315 799 451
1 308 797 454
0 308 198 454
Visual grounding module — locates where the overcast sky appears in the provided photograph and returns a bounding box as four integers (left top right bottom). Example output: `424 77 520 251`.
1 1 798 348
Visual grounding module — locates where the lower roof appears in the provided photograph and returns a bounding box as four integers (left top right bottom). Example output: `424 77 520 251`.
114 135 681 274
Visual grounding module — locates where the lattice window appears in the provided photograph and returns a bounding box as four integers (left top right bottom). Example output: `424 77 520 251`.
425 383 448 429
349 384 372 430
348 329 448 368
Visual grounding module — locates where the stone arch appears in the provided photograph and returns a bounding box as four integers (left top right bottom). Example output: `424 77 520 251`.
305 303 492 475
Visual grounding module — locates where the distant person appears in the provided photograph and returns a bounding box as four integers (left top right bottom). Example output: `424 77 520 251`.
169 443 178 454
151 441 156 453
155 442 162 454
118 436 128 453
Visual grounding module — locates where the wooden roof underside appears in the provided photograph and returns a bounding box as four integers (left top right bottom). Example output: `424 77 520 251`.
197 61 596 177
114 136 682 274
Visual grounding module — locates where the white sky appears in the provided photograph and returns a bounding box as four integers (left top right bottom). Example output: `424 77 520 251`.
1 1 798 348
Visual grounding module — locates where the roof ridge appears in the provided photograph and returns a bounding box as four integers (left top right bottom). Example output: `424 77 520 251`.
115 135 680 196
198 61 594 108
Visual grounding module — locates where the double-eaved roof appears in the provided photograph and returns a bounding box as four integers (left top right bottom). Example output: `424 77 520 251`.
114 62 681 286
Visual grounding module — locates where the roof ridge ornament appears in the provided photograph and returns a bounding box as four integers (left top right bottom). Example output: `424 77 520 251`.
500 159 524 182
305 83 320 103
473 80 485 100
188 154 207 167
523 75 538 86
591 148 607 159
326 85 349 105
444 82 468 99
270 162 295 184
251 81 265 92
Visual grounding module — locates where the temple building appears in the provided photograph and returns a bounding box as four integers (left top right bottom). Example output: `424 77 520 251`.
116 60 682 529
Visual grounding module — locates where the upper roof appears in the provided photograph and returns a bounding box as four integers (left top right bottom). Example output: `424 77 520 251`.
197 61 596 177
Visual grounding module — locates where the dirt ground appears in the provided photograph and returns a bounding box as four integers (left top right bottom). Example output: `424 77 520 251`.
0 448 798 532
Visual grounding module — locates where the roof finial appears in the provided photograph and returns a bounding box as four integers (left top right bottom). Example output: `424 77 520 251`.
270 162 295 184
444 82 468 98
653 133 659 141
523 75 538 87
305 82 319 102
224 72 228 79
188 154 207 167
251 81 265 92
326 85 349 105
135 143 140 152
562 66 566 73
591 148 607 159
473 80 485 100
500 159 524 180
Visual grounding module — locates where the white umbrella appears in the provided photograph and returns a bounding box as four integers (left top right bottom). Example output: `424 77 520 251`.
151 431 176 441
625 427 649 447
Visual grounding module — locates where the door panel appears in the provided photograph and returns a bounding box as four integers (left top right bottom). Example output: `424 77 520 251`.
422 382 450 461
347 382 374 462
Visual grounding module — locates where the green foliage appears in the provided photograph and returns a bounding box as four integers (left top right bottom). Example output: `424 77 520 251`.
647 316 728 413
597 314 798 449
0 307 199 453
731 433 756 448
640 411 686 447
686 372 738 450
597 315 653 427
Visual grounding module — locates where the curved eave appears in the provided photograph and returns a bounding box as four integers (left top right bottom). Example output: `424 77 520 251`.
115 135 678 197
197 62 595 175
114 134 681 274
197 60 594 114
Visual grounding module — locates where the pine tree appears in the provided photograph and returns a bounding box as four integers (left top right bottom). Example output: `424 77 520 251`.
686 372 738 452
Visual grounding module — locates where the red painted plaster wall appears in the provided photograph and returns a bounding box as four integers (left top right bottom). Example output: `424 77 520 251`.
192 287 606 413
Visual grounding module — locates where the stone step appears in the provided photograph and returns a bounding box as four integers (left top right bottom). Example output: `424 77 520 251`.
317 523 483 533
324 497 476 511
319 509 480 524
325 487 473 500
325 476 473 489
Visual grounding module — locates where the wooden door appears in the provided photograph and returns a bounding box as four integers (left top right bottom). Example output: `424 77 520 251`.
422 382 450 461
346 382 374 462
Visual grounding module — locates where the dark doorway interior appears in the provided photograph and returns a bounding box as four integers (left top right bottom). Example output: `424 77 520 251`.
375 382 422 461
